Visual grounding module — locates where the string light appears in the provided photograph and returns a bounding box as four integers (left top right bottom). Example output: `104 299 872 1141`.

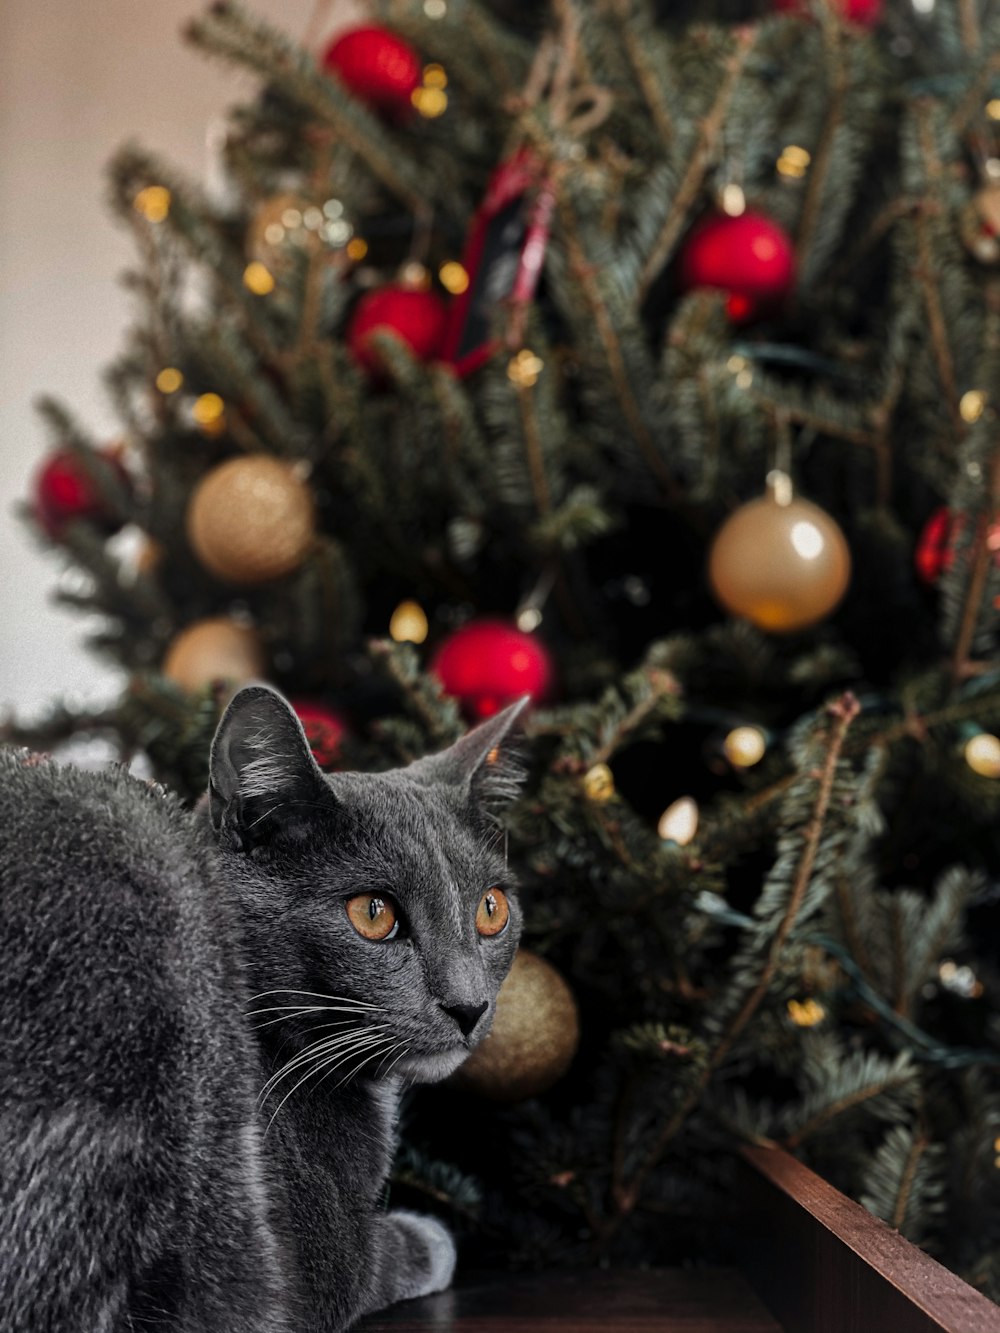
346 238 368 262
516 607 543 632
964 732 1000 778
389 599 429 644
508 349 544 388
439 261 470 294
720 183 746 217
424 0 447 15
987 100 1000 120
960 389 987 423
412 86 448 118
243 262 275 295
133 185 171 222
787 998 825 1027
776 145 811 180
658 797 699 846
724 725 767 768
582 763 615 802
422 64 448 89
192 393 225 428
155 367 183 394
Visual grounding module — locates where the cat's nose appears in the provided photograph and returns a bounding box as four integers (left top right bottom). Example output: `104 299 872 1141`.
441 1000 488 1038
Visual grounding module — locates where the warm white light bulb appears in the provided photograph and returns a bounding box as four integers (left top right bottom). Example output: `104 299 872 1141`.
658 797 699 846
724 726 767 768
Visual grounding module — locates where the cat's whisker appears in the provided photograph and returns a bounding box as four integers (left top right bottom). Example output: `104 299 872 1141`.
374 1041 409 1081
245 989 382 1010
331 1038 399 1091
263 1033 396 1134
257 1027 389 1105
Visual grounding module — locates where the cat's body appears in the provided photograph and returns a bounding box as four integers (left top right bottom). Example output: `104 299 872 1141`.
0 688 526 1332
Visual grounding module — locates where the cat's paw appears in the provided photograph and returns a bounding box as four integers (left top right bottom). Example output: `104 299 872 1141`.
383 1209 456 1301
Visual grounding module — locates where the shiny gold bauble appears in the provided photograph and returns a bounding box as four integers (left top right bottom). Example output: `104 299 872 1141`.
162 617 266 692
708 492 851 633
453 950 580 1102
186 456 315 584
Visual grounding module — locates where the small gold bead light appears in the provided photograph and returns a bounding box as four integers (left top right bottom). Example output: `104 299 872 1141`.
243 261 276 295
439 261 470 295
389 599 429 645
658 797 699 846
777 146 811 179
960 389 987 423
723 725 767 768
987 100 1000 121
583 763 615 802
424 0 447 15
412 86 448 118
192 393 225 429
423 63 448 89
346 238 368 262
508 349 544 388
156 367 183 394
964 732 1000 778
787 998 825 1027
134 185 171 222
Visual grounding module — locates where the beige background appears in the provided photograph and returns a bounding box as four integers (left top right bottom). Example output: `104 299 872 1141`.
0 0 345 718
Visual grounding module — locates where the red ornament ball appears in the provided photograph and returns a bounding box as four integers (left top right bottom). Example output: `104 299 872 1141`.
772 0 882 26
321 25 422 118
431 619 553 720
34 447 130 538
915 507 1000 585
678 210 796 323
292 699 348 769
347 285 449 375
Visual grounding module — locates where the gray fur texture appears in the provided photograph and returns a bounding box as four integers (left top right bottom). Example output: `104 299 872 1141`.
0 687 527 1332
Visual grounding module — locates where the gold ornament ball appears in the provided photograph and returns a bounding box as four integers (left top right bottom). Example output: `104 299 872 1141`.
162 617 266 692
187 456 316 584
453 950 580 1102
709 493 851 633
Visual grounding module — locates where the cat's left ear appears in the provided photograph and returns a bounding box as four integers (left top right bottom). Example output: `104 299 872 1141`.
209 684 334 849
411 696 530 817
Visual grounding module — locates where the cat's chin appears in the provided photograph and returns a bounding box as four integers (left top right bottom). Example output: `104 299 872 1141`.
393 1047 470 1085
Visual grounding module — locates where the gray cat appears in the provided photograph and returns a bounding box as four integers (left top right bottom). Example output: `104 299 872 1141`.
0 685 527 1332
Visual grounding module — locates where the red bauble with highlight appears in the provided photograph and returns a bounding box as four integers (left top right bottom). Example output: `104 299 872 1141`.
347 286 449 375
431 620 553 720
772 0 882 26
34 448 130 538
678 210 796 323
292 699 348 769
321 25 422 118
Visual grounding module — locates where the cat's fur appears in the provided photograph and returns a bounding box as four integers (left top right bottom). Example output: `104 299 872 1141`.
0 686 527 1332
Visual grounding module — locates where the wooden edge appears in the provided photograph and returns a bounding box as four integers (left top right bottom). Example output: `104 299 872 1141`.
736 1145 1000 1333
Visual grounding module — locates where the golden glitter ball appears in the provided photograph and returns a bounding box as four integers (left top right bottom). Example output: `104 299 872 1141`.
709 492 851 633
162 617 266 692
452 950 580 1102
964 732 1000 779
186 455 316 584
583 762 615 801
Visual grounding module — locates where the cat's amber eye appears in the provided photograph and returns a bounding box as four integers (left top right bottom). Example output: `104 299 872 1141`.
346 894 399 941
476 887 510 937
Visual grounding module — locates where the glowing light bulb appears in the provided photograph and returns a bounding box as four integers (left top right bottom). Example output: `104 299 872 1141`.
582 763 615 802
411 86 448 118
439 261 470 294
243 262 275 295
965 732 1000 778
724 725 767 768
787 998 825 1027
134 185 171 222
155 367 183 394
389 600 429 645
657 797 699 846
960 389 986 423
192 393 225 427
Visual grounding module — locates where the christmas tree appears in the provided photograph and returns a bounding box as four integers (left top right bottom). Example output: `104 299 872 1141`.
12 0 1000 1293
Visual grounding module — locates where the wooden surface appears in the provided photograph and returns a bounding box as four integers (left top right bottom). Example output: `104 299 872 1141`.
355 1269 783 1332
739 1145 1000 1333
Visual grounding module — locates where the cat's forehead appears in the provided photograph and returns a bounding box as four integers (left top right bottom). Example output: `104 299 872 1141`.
327 769 464 842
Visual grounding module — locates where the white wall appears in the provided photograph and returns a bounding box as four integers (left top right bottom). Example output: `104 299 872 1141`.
0 0 324 719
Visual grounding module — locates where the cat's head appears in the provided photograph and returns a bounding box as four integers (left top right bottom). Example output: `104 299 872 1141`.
208 684 528 1087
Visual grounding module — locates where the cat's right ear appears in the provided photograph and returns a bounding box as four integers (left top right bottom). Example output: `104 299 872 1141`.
209 684 335 850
